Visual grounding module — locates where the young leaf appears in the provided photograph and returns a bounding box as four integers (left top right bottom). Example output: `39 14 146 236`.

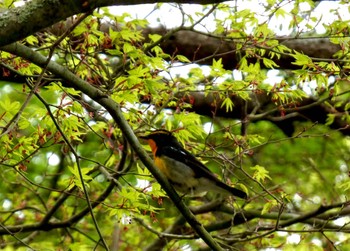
221 97 234 112
251 165 271 183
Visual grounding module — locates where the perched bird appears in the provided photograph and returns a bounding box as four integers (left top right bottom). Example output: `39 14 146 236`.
140 130 247 199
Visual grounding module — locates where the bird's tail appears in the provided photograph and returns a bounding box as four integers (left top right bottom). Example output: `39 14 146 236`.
217 182 248 199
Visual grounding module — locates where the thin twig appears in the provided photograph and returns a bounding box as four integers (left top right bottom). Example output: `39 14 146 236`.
0 222 36 250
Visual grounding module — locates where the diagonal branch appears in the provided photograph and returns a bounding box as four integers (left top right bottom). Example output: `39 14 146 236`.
1 42 225 250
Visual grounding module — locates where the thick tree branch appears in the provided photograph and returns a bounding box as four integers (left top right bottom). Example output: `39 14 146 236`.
2 66 348 136
0 0 227 48
142 27 341 70
45 19 343 70
142 201 350 249
45 21 343 70
173 91 350 136
0 0 343 72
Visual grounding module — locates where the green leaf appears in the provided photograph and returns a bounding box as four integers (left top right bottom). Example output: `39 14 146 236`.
148 34 162 43
275 8 288 18
325 114 335 126
262 57 279 68
0 98 20 114
221 97 234 112
3 0 14 7
212 58 223 70
123 43 135 53
137 164 152 181
345 102 350 111
292 51 312 67
251 165 271 183
176 55 191 63
338 180 350 192
25 35 39 45
73 25 88 36
68 164 93 191
261 200 278 215
18 118 31 130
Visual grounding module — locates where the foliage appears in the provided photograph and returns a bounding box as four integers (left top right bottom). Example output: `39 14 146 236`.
0 0 350 250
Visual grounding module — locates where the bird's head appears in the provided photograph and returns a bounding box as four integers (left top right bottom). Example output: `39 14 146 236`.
140 129 177 144
140 130 179 155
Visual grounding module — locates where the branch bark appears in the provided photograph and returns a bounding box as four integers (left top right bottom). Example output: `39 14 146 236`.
142 27 341 70
0 0 342 71
169 91 350 136
0 0 227 47
45 20 341 70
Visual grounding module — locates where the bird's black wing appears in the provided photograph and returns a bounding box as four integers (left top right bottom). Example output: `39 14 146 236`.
160 145 216 179
160 145 247 199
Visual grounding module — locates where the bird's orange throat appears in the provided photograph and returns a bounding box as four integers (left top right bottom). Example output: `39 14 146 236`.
147 139 158 157
146 139 169 176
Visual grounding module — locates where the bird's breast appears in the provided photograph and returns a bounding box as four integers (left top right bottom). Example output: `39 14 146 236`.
154 155 199 193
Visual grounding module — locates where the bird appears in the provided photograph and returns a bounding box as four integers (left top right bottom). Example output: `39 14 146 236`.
140 129 247 199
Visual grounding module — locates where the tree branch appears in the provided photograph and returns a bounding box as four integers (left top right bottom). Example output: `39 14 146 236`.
1 42 225 250
0 0 228 47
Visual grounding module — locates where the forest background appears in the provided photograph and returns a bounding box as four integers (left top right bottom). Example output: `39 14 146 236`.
0 0 349 250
